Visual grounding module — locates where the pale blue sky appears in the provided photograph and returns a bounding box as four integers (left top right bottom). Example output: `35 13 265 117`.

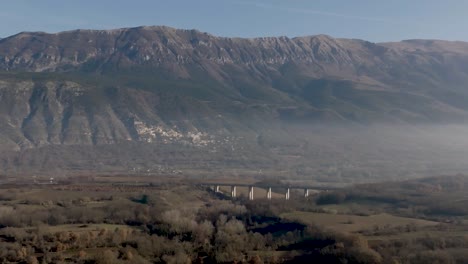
1 0 467 42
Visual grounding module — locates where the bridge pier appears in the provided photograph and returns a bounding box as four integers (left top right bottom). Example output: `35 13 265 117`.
231 186 237 198
201 182 337 200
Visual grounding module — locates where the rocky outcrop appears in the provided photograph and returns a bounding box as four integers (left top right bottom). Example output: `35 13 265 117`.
0 26 466 94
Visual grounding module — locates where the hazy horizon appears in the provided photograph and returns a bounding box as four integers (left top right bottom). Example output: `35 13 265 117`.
1 0 468 42
2 24 468 44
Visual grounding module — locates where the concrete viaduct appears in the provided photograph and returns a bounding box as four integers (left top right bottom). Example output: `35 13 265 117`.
201 183 338 200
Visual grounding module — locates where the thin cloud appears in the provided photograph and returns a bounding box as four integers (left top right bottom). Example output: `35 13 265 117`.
234 1 396 23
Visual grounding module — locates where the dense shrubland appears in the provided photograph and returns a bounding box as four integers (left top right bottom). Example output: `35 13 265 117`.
0 186 384 263
1 176 468 263
313 175 468 263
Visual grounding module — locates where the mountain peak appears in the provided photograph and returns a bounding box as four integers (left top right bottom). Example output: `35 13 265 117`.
1 26 468 172
0 26 466 79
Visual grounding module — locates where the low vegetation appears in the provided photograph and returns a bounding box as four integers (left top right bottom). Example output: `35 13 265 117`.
0 175 468 263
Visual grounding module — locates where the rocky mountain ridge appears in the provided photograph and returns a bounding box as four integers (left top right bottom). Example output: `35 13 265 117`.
0 26 466 81
1 26 468 175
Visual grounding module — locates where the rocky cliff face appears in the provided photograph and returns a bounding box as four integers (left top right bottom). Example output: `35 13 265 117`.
1 26 468 175
1 26 467 84
0 78 232 150
0 27 377 72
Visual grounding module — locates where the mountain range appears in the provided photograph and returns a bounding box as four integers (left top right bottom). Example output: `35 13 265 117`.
1 26 468 177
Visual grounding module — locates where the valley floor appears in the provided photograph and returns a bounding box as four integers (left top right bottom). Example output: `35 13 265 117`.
0 175 468 263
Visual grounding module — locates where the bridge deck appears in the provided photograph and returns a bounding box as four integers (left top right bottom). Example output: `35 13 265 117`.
199 183 340 190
